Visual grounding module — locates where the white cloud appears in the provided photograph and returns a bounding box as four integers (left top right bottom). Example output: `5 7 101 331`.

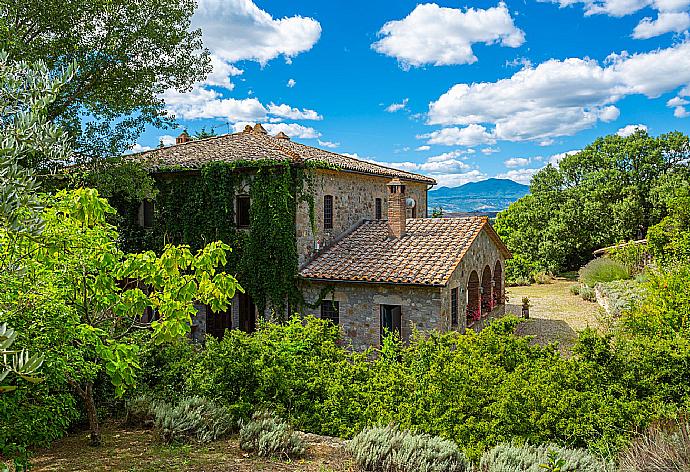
159 135 177 146
496 168 541 184
385 98 409 113
267 103 322 120
416 145 431 151
193 0 321 66
163 88 268 121
287 78 296 88
372 2 525 68
549 150 579 166
127 143 152 154
204 55 244 89
539 138 555 146
505 157 530 167
317 139 339 148
427 41 690 142
481 147 500 155
617 123 648 136
667 95 690 117
674 106 690 117
433 170 488 187
232 121 321 139
632 11 690 38
541 0 690 38
419 124 496 146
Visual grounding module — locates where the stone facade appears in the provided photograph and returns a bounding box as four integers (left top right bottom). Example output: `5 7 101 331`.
300 281 442 350
299 227 507 349
296 169 428 266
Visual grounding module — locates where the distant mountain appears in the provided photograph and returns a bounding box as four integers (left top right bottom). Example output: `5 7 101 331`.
428 178 529 214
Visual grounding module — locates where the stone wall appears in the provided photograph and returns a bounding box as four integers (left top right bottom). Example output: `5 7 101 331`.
441 229 507 333
296 169 429 266
300 281 442 350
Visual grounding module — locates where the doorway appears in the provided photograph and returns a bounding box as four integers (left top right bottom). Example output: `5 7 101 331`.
238 292 256 333
380 304 402 343
206 306 231 339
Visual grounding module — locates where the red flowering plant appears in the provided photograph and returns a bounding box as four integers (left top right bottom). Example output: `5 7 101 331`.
466 306 481 325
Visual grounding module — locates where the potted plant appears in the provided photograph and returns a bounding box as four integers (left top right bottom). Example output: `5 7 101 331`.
521 297 530 319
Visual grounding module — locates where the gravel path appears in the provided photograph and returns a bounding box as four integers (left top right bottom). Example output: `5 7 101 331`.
507 279 603 355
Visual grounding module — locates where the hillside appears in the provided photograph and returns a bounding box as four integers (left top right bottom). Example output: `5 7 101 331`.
428 178 529 213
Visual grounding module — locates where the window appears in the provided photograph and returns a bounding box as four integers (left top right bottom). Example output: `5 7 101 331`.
320 300 339 325
236 195 250 228
451 287 458 326
141 200 154 228
323 195 334 229
380 304 402 343
375 198 382 219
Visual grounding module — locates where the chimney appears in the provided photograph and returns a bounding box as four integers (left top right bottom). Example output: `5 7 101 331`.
274 131 290 140
252 123 268 135
387 178 406 238
242 124 253 133
176 131 190 144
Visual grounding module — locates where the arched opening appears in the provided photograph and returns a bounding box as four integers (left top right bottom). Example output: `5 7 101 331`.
481 265 492 314
466 271 480 327
493 261 503 306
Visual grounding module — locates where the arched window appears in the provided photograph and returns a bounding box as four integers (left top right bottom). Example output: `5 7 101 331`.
467 271 480 327
493 261 503 305
481 265 492 314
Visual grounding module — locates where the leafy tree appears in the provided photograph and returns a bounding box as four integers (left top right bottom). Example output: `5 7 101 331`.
496 130 690 273
193 127 218 140
0 0 210 161
0 323 44 394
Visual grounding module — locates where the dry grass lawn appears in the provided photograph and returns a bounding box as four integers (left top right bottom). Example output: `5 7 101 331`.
29 424 354 472
508 278 604 354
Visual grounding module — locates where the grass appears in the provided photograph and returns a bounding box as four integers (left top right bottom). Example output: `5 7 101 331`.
508 278 605 354
28 423 354 472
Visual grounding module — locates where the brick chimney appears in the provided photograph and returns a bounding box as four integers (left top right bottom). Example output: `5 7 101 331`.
387 178 406 238
274 131 290 140
176 131 190 144
252 123 268 135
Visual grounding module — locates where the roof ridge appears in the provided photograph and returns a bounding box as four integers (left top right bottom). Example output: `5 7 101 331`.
128 132 238 158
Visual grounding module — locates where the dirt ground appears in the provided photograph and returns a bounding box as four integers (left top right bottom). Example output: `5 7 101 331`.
29 424 354 472
508 278 604 354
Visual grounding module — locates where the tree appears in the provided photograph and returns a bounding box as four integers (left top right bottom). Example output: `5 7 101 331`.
0 324 44 394
495 130 690 274
0 0 210 162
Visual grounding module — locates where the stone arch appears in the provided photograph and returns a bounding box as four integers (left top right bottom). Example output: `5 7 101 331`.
493 260 503 305
481 265 492 314
467 270 480 326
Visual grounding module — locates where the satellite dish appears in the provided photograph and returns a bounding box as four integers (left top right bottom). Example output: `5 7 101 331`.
405 197 416 209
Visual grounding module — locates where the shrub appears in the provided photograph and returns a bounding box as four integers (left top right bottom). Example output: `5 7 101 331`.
533 271 553 284
595 280 645 318
479 442 612 472
152 396 233 444
569 284 581 295
239 410 305 458
505 254 539 286
125 395 157 427
580 285 596 302
579 257 630 287
347 425 470 472
618 419 690 472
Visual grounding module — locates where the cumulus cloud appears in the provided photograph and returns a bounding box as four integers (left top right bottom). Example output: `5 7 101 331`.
667 95 690 117
416 145 431 151
126 143 153 154
496 168 541 184
541 0 690 38
267 103 322 120
317 139 339 148
159 135 177 146
372 3 525 68
549 150 580 166
617 124 648 136
419 124 496 146
385 98 409 113
505 157 531 167
287 78 296 88
232 121 321 139
427 41 690 142
193 0 321 66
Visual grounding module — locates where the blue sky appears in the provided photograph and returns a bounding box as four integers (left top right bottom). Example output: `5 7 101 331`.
134 0 690 187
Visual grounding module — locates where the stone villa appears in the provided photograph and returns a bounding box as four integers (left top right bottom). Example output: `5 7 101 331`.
131 123 511 348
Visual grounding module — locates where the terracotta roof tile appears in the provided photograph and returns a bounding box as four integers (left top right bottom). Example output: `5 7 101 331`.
299 217 504 286
127 130 436 184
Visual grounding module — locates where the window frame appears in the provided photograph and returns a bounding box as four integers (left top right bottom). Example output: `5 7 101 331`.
375 198 382 220
320 300 339 325
236 194 251 228
451 287 458 326
323 194 334 229
141 199 154 228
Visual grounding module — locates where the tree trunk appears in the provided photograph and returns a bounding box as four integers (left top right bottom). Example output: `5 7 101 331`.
68 378 101 446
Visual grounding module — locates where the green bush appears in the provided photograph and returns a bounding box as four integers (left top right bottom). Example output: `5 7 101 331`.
618 420 690 472
239 410 305 458
152 396 233 444
347 425 470 472
479 442 612 472
569 284 581 295
505 254 540 286
533 271 554 285
125 394 157 426
580 285 596 302
579 258 630 287
595 280 645 318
